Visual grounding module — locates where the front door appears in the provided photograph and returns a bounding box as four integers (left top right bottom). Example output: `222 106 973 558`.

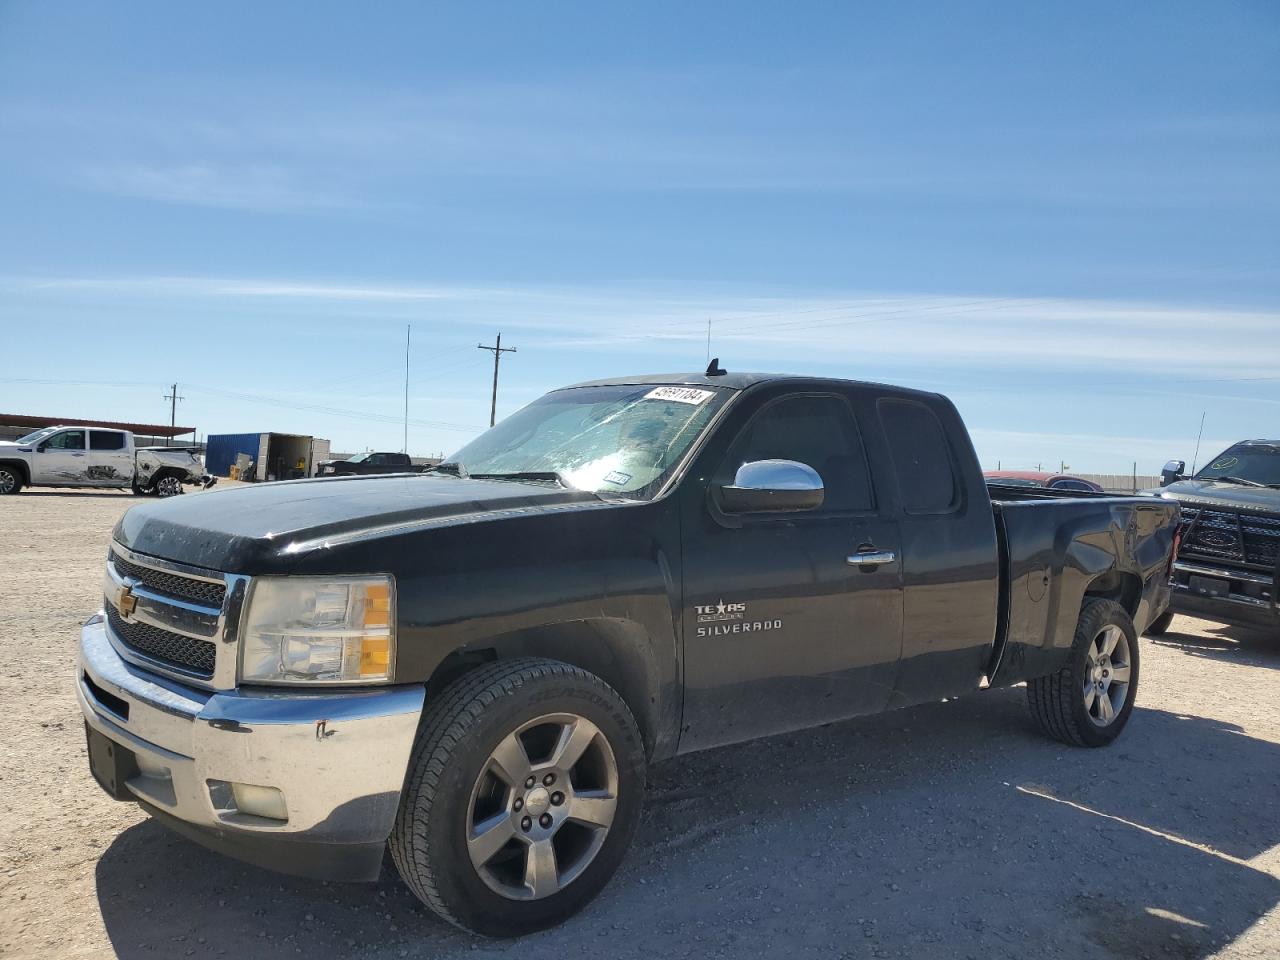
679 388 903 752
32 429 89 485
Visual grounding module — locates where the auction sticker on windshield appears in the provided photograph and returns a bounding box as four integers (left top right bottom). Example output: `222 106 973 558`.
644 386 715 405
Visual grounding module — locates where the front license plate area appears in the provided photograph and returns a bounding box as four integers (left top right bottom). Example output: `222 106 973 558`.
1189 575 1229 599
86 723 138 801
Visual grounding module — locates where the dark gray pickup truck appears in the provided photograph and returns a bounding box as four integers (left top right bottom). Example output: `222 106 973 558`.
77 369 1178 936
1145 441 1280 633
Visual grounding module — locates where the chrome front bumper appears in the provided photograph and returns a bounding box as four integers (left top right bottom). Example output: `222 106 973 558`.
77 617 425 880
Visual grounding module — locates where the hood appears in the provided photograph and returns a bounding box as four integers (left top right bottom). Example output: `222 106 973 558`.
113 473 603 572
1145 479 1280 515
0 440 29 451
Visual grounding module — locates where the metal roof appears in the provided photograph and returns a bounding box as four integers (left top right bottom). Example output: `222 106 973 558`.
0 414 194 438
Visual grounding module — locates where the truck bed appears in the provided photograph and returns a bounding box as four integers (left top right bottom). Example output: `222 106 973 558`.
986 490 1179 687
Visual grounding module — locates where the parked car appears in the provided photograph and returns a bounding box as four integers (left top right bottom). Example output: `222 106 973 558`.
317 451 415 476
1142 440 1280 635
77 369 1177 936
0 425 214 496
984 470 1104 493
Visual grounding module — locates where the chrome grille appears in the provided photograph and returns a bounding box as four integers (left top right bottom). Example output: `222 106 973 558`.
1178 506 1280 572
105 605 216 677
103 544 246 689
110 552 227 607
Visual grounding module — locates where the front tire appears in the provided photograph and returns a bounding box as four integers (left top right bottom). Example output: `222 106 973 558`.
1027 598 1139 747
0 466 22 495
390 658 646 937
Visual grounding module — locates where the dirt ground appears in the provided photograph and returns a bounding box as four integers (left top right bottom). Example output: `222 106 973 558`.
1 487 1277 960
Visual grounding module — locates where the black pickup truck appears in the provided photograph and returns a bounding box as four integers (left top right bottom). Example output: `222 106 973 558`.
317 451 416 476
77 369 1178 936
1144 440 1280 633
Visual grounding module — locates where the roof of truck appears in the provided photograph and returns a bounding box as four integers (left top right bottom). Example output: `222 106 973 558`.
563 371 941 398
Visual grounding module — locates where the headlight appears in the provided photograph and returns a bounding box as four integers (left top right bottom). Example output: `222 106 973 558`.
239 576 395 684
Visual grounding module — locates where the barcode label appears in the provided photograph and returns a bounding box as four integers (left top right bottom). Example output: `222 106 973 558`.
644 386 715 405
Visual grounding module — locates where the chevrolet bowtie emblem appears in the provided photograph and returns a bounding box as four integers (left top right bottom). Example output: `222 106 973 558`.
117 585 138 619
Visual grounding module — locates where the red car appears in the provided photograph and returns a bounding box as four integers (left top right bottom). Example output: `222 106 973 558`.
984 470 1104 493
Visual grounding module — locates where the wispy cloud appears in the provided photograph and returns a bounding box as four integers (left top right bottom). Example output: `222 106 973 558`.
6 274 1279 380
78 162 377 213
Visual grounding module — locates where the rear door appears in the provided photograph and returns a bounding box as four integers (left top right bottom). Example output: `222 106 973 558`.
87 430 132 486
679 385 904 751
872 396 1000 706
31 429 89 484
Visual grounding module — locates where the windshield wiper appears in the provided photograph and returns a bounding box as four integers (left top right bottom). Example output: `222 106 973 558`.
1209 475 1267 488
426 461 468 478
468 470 577 490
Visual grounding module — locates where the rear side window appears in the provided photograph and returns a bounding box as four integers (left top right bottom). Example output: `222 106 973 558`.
877 399 958 513
721 394 874 513
90 431 126 451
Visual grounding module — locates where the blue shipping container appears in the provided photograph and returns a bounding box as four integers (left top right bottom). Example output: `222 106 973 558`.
205 432 262 477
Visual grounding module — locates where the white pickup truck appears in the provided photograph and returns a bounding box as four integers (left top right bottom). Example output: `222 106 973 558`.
0 425 214 496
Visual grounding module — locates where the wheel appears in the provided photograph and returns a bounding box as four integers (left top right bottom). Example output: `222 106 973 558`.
1027 598 1139 747
1144 610 1174 636
131 481 153 496
0 465 22 495
390 658 645 937
155 474 184 498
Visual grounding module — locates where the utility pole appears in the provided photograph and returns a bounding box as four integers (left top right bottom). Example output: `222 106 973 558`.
162 383 184 447
477 333 517 427
404 324 411 454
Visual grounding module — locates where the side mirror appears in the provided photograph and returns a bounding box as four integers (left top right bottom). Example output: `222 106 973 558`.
1160 459 1186 487
719 459 824 513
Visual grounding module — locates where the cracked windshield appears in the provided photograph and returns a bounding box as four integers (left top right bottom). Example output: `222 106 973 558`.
444 384 730 496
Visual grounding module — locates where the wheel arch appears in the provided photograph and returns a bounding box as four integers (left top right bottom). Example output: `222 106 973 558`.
422 618 665 761
1082 569 1143 622
0 459 31 485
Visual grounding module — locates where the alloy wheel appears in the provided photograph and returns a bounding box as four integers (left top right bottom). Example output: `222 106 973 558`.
156 476 183 497
1083 624 1132 726
466 712 619 901
0 469 15 494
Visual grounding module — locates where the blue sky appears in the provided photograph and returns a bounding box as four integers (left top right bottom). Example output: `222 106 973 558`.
1 1 1277 471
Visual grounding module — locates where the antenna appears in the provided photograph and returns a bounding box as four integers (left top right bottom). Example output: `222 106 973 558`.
1191 410 1207 474
705 357 727 377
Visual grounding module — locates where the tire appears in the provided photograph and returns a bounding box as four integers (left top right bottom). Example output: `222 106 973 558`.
1144 610 1174 636
0 465 22 495
390 658 646 937
155 474 184 498
131 481 154 496
1027 598 1139 748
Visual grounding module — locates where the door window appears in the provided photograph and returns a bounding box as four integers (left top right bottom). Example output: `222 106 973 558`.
720 395 874 513
90 431 127 451
877 400 958 513
43 430 85 451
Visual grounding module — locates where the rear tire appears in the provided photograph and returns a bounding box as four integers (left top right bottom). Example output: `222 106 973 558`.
1027 598 1139 747
390 658 645 937
1144 610 1174 636
0 465 22 494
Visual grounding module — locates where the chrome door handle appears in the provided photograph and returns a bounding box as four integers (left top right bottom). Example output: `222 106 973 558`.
848 550 896 567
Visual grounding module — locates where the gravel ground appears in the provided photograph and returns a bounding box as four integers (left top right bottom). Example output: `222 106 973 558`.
1 487 1278 959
